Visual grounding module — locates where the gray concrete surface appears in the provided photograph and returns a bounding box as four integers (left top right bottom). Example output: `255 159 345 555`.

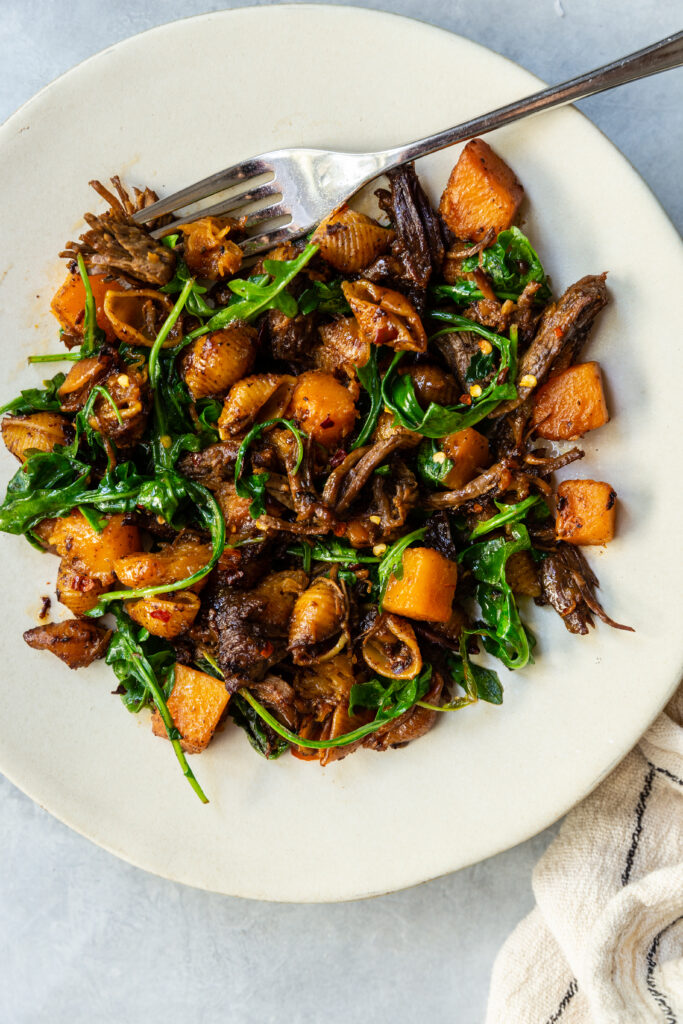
0 2 680 1022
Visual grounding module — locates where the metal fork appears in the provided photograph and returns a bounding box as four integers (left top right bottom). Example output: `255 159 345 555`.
133 31 683 257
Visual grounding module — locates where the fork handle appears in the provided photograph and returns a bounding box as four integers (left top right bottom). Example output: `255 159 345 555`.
379 30 683 171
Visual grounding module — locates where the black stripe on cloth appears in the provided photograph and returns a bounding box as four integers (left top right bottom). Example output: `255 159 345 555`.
645 914 683 1023
647 761 683 788
621 765 656 887
543 978 579 1024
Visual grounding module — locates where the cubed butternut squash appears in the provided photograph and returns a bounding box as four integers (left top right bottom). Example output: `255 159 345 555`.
50 270 119 342
531 362 609 440
151 663 230 753
441 428 491 489
439 139 523 242
36 511 141 584
555 479 617 546
290 370 357 446
383 547 458 623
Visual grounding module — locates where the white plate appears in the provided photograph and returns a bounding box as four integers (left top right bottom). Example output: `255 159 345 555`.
0 5 681 902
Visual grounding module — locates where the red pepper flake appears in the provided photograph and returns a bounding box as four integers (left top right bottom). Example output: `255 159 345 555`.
150 608 172 623
329 448 347 469
319 415 334 429
259 643 273 658
39 596 51 620
459 394 473 406
554 326 563 339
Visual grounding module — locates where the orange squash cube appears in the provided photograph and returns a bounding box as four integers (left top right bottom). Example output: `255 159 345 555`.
555 479 617 546
439 139 524 242
37 511 141 585
50 270 119 342
290 370 357 447
152 663 230 754
440 428 491 489
383 547 458 623
532 362 609 440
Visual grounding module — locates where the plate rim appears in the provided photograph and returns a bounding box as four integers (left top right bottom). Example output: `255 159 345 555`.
0 3 681 902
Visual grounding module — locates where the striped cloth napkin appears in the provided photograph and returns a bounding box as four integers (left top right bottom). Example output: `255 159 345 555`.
486 684 683 1023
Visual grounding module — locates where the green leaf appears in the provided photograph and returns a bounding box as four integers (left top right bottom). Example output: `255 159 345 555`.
298 278 351 316
416 439 454 488
234 418 305 519
469 495 548 540
0 372 66 416
381 319 518 438
376 527 428 609
76 253 106 357
447 651 503 705
460 523 534 670
148 275 196 387
286 537 380 566
106 603 208 802
431 227 550 307
239 665 433 751
229 693 290 759
348 666 433 718
351 346 383 450
184 243 319 343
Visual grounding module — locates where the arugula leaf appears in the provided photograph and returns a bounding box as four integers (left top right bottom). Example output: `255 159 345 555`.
448 650 503 705
234 418 305 519
160 257 216 318
229 693 290 760
469 495 548 539
87 478 225 613
239 665 433 751
460 523 534 670
417 636 503 711
287 537 381 566
351 346 383 450
77 253 106 357
377 527 427 609
148 275 195 387
106 603 208 802
465 348 495 385
27 354 81 364
462 227 550 301
416 439 454 488
298 278 351 316
431 228 550 307
348 665 433 718
0 372 66 416
381 320 518 438
183 243 319 343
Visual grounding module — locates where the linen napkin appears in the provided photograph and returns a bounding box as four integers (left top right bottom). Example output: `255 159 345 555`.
486 684 683 1024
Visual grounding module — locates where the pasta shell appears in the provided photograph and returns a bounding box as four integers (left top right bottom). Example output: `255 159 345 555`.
295 649 355 705
90 366 150 448
250 570 309 630
57 355 111 412
56 559 107 616
1 412 73 463
362 612 422 680
312 206 394 273
342 280 427 353
289 578 348 665
314 317 371 378
218 373 296 439
183 323 257 400
125 590 200 639
177 217 243 280
103 289 181 348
